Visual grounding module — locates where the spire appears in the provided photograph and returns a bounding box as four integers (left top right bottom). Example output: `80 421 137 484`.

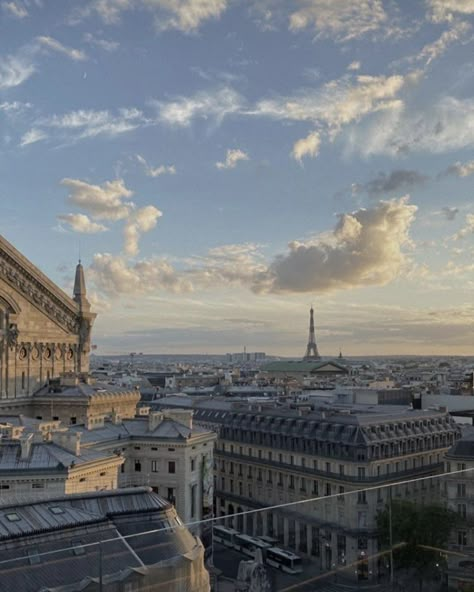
303 306 320 360
73 260 90 310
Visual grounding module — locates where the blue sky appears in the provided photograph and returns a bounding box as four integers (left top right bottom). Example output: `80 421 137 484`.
1 0 474 356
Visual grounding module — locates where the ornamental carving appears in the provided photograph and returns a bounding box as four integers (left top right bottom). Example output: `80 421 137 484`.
0 251 79 333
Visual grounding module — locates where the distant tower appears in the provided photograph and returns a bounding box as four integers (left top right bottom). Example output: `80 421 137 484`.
73 260 90 312
303 306 320 360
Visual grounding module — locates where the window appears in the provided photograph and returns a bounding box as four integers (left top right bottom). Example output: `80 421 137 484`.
70 417 77 425
258 449 262 459
267 470 273 484
458 531 468 546
326 462 331 473
458 483 467 497
190 458 195 471
167 488 175 503
339 464 344 476
49 506 64 515
71 540 86 556
325 483 331 496
312 480 319 495
134 461 141 472
190 484 197 518
151 447 158 451
134 446 141 450
257 469 262 481
458 504 467 519
358 467 366 479
290 455 294 465
28 549 41 565
100 472 106 477
289 475 295 489
79 477 86 482
357 491 367 504
278 472 283 486
458 463 467 471
300 477 306 492
168 448 175 452
268 451 272 461
279 453 282 463
151 460 158 472
5 513 20 522
338 486 345 502
301 458 305 468
32 483 44 489
168 461 176 474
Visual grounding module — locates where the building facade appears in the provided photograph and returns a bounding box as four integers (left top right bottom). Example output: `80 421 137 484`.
0 235 95 401
214 407 459 582
445 432 474 591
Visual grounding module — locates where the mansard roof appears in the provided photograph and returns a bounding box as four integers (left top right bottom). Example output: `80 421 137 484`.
219 406 459 446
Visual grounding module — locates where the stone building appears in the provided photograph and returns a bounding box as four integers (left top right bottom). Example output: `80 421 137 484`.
214 406 459 582
68 408 217 536
0 234 95 402
0 424 123 503
445 431 474 591
0 487 210 591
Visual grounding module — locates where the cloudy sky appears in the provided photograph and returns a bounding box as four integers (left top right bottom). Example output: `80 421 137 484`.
1 0 474 356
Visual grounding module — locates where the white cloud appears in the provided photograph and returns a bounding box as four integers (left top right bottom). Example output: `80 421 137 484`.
347 61 361 71
89 253 192 296
289 0 386 41
0 52 35 90
454 213 474 239
252 73 409 138
444 160 474 177
0 100 31 114
414 21 471 65
83 32 119 52
76 0 228 32
24 108 145 145
123 205 162 256
216 148 249 169
57 213 109 233
2 1 28 17
427 0 474 22
136 154 176 177
19 128 47 146
37 36 87 61
350 96 474 156
156 86 243 127
253 197 417 293
61 178 134 221
291 130 321 163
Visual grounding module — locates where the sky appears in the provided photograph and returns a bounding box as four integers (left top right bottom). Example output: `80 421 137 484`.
1 0 474 356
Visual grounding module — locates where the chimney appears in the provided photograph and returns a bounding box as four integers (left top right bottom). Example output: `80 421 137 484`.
111 410 122 425
20 433 34 460
149 411 164 431
164 409 193 430
53 431 81 456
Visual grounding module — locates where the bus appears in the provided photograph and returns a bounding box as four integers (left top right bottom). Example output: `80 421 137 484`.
235 534 272 558
213 525 239 548
265 547 303 574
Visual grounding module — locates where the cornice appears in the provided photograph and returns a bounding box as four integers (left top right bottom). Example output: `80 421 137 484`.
0 235 79 333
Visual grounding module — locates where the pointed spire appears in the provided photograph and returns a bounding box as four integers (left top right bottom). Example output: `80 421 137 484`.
304 305 320 360
73 260 90 310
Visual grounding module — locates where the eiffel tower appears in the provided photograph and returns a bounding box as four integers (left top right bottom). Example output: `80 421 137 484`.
303 306 321 360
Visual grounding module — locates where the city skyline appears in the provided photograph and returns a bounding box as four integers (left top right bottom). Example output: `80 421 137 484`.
1 1 474 355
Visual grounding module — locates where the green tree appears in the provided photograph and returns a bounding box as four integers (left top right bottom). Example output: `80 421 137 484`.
377 500 458 591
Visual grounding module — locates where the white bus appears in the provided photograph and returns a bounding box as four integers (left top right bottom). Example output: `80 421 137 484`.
265 547 303 574
213 525 239 548
235 534 272 557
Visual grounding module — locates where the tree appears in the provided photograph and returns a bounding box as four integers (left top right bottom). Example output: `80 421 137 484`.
377 500 458 591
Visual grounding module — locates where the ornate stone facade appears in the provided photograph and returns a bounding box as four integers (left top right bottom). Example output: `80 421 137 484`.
0 235 95 400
